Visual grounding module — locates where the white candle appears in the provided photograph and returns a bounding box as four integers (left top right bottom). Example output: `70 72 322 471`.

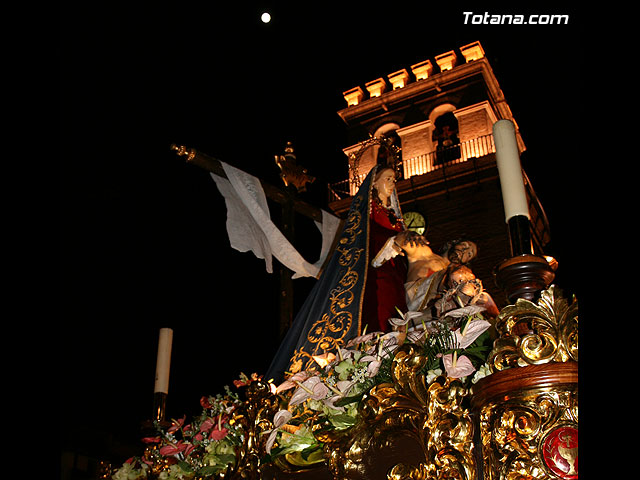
154 328 173 394
493 119 530 223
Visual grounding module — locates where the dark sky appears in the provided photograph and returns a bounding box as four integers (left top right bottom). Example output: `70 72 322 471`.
59 1 581 462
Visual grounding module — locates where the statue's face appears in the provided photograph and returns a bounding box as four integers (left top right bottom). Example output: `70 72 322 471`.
374 168 396 201
451 241 477 264
450 266 475 285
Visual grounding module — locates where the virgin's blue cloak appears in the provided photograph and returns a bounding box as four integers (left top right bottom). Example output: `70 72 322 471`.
265 166 380 382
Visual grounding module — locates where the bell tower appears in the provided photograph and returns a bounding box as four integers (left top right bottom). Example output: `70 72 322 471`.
327 41 552 307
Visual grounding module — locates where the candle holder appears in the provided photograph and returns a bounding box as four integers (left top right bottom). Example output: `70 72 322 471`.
140 392 171 440
153 391 168 423
495 253 556 305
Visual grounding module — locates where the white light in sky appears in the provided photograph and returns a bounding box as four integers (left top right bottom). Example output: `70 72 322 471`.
261 12 271 23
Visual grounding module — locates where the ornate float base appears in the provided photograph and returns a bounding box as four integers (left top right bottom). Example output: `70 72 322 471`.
471 362 578 480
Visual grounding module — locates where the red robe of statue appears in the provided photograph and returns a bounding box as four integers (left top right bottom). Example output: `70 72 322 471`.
362 198 408 333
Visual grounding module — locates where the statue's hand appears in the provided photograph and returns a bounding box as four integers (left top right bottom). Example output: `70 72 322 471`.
402 230 429 248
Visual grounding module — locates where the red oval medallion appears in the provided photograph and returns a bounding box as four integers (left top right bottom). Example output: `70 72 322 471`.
542 425 578 479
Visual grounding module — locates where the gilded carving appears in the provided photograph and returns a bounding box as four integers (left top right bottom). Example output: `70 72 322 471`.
489 286 578 371
476 385 577 480
318 344 477 480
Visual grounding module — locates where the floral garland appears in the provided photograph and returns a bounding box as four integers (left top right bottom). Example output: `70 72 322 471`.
113 383 247 480
112 307 494 479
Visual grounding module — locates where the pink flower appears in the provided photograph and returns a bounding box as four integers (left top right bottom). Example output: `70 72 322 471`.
167 416 186 434
209 415 229 441
159 441 194 457
233 372 262 388
199 418 215 433
288 376 329 406
275 371 310 394
322 380 356 411
346 332 377 348
265 409 293 454
388 310 423 329
406 328 427 345
360 355 382 377
442 352 476 378
312 352 336 368
210 426 229 441
141 436 160 444
377 332 402 358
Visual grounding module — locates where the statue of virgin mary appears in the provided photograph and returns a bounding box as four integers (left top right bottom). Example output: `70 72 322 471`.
265 164 419 382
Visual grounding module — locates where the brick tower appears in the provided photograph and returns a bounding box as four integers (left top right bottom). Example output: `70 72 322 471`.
327 41 551 307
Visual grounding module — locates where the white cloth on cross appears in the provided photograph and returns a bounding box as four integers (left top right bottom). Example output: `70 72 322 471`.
211 162 341 279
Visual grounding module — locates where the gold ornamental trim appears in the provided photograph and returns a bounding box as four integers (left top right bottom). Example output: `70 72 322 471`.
489 286 578 371
470 362 578 480
288 194 366 374
318 344 477 480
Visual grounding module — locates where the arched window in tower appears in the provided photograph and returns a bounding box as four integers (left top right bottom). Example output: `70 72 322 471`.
432 111 461 166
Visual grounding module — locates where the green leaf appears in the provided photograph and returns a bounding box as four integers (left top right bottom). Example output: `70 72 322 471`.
199 465 225 475
301 444 323 460
215 454 236 465
269 445 285 456
328 414 357 429
334 393 363 407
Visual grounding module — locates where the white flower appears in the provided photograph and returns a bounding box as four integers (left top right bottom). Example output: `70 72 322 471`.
388 309 423 329
443 305 485 318
471 364 492 384
425 368 442 384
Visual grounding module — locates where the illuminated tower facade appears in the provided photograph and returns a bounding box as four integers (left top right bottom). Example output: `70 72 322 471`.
327 41 551 306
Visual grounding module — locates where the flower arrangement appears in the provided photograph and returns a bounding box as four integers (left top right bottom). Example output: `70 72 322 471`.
264 305 494 466
113 383 246 479
111 307 494 478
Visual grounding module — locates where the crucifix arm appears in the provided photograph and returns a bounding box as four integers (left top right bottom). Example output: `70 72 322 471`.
170 144 325 223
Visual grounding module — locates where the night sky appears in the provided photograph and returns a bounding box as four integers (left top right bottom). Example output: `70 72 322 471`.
59 1 581 465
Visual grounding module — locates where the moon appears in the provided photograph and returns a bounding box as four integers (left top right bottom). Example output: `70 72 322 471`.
261 12 271 23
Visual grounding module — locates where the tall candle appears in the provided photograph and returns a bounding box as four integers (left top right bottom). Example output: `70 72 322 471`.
493 119 530 223
154 328 173 394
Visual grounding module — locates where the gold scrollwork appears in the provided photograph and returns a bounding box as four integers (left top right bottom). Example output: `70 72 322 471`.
489 286 578 371
318 344 476 480
476 385 578 480
226 380 280 479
